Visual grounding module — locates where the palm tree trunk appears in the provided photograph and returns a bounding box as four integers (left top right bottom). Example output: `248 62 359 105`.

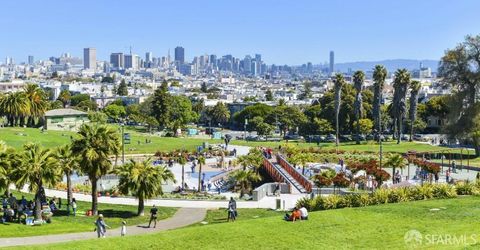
66 174 73 215
137 196 145 216
409 121 414 142
356 115 360 145
397 117 402 144
34 188 42 220
198 163 202 192
91 177 98 215
181 164 185 190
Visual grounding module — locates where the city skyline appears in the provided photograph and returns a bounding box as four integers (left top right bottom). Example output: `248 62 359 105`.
2 1 480 64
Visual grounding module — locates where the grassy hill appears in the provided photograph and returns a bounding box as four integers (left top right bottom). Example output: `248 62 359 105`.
14 196 480 249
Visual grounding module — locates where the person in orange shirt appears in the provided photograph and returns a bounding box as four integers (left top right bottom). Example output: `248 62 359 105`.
284 207 301 222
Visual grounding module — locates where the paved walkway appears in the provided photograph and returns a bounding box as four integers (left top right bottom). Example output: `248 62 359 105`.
0 207 206 248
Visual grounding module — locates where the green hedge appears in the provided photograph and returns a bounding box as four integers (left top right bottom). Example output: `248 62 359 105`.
297 182 479 211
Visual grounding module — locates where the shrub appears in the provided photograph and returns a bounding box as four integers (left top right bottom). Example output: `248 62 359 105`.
372 188 390 205
296 197 313 210
358 193 372 207
323 195 344 210
455 182 478 195
343 194 361 208
432 184 457 199
416 184 434 200
388 187 411 203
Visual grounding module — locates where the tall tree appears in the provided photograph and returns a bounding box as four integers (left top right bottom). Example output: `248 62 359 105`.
117 79 128 96
178 156 187 190
333 73 345 147
71 124 120 215
265 89 274 101
353 71 365 144
152 81 172 129
197 156 205 192
206 102 230 128
439 35 480 155
55 145 79 215
57 89 71 108
384 154 407 183
0 91 29 126
24 84 48 127
373 65 387 134
392 69 410 144
409 80 421 141
116 158 175 215
10 143 61 220
0 142 14 192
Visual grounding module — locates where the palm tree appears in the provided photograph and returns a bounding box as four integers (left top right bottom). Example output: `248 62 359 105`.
392 69 410 144
353 71 365 144
0 91 29 126
116 158 175 216
385 154 407 183
333 73 345 147
24 84 48 127
373 65 387 135
177 156 187 190
290 153 312 175
230 169 262 198
409 80 421 141
10 143 61 220
197 156 206 192
0 141 14 192
56 145 79 215
71 123 120 215
57 89 71 108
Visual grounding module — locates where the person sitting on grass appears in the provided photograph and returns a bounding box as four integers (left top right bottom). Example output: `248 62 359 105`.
299 206 308 220
284 207 301 222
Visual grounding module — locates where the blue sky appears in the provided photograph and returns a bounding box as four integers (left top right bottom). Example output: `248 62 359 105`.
2 0 480 65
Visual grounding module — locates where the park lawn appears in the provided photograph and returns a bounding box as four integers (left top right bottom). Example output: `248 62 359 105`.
200 208 283 225
0 127 220 154
0 191 177 238
15 196 480 249
231 140 468 154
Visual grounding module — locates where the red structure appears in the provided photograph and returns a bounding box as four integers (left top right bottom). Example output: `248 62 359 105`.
276 154 313 193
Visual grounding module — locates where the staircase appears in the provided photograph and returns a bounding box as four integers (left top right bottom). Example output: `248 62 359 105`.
271 162 307 193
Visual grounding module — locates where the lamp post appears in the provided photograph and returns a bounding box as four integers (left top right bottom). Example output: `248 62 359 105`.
244 118 248 141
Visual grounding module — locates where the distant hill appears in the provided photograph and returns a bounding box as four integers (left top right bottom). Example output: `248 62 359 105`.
335 59 439 73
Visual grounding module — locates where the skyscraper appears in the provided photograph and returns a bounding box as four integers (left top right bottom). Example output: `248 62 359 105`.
83 47 96 70
125 54 139 69
28 55 34 65
110 53 124 68
175 46 185 63
243 55 252 74
145 52 153 63
255 54 262 75
329 51 335 74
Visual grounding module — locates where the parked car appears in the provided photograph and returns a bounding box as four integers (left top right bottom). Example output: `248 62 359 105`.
325 134 337 143
236 134 245 140
339 135 352 142
246 135 258 141
284 134 304 140
366 134 375 140
413 134 423 141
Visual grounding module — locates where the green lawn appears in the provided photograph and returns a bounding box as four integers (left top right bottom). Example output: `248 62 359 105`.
232 140 468 154
0 127 220 153
0 191 177 237
14 196 480 249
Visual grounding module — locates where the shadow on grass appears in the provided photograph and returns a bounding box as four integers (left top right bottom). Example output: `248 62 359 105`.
99 209 137 219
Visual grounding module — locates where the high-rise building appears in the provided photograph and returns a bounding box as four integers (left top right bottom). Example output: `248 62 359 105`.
83 47 96 70
28 55 34 65
175 46 185 63
329 51 335 74
243 55 252 74
110 53 124 68
255 54 262 75
125 54 139 70
145 52 153 63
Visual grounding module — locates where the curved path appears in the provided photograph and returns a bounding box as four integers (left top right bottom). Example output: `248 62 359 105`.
0 207 206 248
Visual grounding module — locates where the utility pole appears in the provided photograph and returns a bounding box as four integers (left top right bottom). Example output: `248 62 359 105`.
379 90 383 169
121 123 125 165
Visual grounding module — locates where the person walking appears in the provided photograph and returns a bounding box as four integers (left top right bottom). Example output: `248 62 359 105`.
227 197 237 222
71 198 77 216
148 205 158 228
94 214 110 238
121 221 127 236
